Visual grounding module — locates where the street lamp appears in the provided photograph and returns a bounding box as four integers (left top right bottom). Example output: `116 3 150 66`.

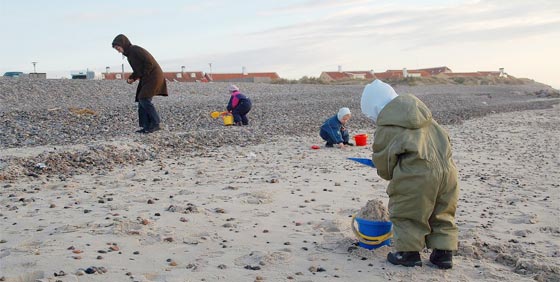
32 62 37 73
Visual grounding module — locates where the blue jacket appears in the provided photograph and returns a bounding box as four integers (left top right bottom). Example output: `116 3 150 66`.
320 115 345 144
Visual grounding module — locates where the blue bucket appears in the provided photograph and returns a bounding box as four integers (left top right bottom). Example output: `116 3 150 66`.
353 217 392 250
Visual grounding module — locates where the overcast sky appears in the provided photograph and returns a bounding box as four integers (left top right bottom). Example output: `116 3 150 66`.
1 0 559 88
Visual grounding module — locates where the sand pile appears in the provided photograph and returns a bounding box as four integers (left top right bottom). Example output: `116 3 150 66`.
356 200 390 221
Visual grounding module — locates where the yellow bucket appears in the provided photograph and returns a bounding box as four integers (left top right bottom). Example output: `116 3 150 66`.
223 114 234 126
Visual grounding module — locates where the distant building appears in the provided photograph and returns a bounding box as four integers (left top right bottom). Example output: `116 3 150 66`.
28 73 47 79
319 68 430 81
71 70 102 80
319 71 376 82
207 72 280 83
413 66 452 75
163 71 207 82
3 72 46 79
102 72 129 80
319 66 511 82
383 69 431 78
3 71 26 78
102 71 208 82
442 70 506 78
102 72 130 80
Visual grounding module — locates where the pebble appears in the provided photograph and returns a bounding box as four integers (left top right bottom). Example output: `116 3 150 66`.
75 270 85 276
244 265 261 271
2 80 554 181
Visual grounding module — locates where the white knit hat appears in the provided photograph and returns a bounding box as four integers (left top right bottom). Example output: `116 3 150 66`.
228 85 239 92
337 107 351 122
360 79 398 123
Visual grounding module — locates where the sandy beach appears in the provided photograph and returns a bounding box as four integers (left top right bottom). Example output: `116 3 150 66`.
1 80 559 282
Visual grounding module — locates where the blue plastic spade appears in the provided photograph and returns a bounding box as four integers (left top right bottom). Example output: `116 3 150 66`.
347 157 376 168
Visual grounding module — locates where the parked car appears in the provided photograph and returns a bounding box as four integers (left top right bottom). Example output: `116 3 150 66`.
3 71 25 78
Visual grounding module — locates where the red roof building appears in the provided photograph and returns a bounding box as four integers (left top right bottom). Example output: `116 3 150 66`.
319 71 376 81
162 72 207 82
102 72 131 80
320 69 430 81
319 66 507 82
102 72 208 82
208 72 280 82
319 67 451 81
413 66 452 75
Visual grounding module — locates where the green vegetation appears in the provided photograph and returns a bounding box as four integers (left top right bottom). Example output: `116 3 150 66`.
271 76 327 84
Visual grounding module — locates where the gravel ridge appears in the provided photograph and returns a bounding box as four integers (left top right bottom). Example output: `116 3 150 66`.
0 78 557 180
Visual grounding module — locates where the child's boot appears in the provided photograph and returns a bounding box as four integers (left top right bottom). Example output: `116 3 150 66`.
429 249 453 269
387 251 422 267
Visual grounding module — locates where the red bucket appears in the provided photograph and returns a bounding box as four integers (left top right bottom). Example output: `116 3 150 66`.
354 134 368 146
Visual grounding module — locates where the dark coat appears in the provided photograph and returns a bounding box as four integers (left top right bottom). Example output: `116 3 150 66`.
112 34 168 102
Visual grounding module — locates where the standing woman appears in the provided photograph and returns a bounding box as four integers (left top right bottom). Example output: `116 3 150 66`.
112 34 168 133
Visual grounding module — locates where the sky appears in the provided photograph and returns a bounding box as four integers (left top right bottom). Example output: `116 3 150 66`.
1 0 559 88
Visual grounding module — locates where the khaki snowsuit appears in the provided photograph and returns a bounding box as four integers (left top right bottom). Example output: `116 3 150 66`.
372 94 459 251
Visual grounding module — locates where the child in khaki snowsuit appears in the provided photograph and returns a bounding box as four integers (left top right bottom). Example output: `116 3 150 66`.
361 79 459 269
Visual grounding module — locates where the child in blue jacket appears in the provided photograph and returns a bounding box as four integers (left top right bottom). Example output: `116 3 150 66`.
320 107 353 148
226 85 252 126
